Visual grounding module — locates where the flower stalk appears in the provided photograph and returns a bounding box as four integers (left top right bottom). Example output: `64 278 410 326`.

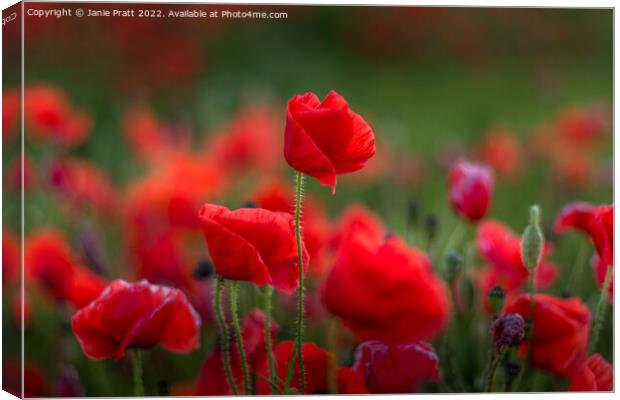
590 265 612 353
230 280 251 395
131 350 144 396
214 276 238 395
263 284 277 392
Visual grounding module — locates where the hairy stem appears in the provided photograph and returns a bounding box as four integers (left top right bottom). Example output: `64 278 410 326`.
131 350 144 396
590 265 612 353
215 276 238 395
230 280 251 394
263 285 277 392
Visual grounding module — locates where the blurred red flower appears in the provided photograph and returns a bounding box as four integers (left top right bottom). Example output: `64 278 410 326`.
6 155 36 192
329 204 385 251
254 179 333 276
554 104 609 146
352 340 439 393
65 266 108 309
448 159 494 222
337 368 369 394
3 229 20 284
241 308 279 367
476 220 558 294
256 341 329 394
568 353 613 392
71 279 201 360
505 294 591 378
284 90 376 193
25 84 92 148
50 158 118 215
555 202 613 300
322 229 450 343
198 204 309 294
478 126 522 179
3 359 47 397
2 89 20 142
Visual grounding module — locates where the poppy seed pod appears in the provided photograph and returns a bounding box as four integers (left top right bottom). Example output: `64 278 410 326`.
487 285 506 316
521 205 544 270
444 251 463 283
490 313 525 350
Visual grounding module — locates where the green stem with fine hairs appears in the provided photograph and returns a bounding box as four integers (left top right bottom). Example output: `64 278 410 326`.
230 280 251 394
284 171 306 394
131 350 144 396
214 276 238 395
263 285 277 392
590 265 612 353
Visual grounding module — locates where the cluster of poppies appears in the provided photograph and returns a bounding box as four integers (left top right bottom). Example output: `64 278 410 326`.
2 83 613 396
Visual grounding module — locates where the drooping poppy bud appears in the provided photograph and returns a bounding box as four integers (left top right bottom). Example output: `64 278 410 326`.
521 205 544 271
487 285 506 316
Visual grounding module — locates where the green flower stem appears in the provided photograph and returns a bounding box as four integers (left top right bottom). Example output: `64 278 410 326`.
230 280 251 394
131 350 144 396
263 285 277 392
214 276 238 395
484 346 506 392
590 265 612 353
284 171 307 394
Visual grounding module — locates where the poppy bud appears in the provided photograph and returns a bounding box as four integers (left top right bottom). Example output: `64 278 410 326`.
490 313 525 350
487 286 506 316
444 250 463 283
521 205 544 270
424 215 438 244
407 200 419 227
503 361 520 378
193 259 214 280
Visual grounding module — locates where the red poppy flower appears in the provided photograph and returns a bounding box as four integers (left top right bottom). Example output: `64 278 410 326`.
25 230 77 301
241 308 279 367
504 294 591 377
50 158 118 215
254 179 333 276
477 220 558 293
284 90 376 193
352 340 439 393
322 229 450 343
3 89 20 142
25 84 92 148
329 204 386 251
66 266 108 309
72 280 201 360
3 229 20 284
554 104 609 146
198 204 309 294
3 359 47 398
448 159 494 222
6 155 36 193
256 341 330 394
478 126 522 179
568 353 613 392
337 368 369 394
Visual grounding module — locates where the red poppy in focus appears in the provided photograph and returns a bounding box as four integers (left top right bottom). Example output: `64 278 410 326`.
478 126 522 179
568 353 613 392
505 294 591 378
322 229 450 343
284 90 376 193
50 158 118 215
3 229 20 284
555 203 613 299
256 341 330 394
25 230 77 300
198 204 309 294
72 279 201 360
448 159 493 222
352 340 439 393
254 179 333 276
337 368 369 394
25 84 92 148
476 220 558 293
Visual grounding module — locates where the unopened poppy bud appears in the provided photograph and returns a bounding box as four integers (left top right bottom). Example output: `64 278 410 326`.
407 200 419 227
444 250 463 282
503 361 520 378
487 285 506 316
424 214 438 243
193 259 214 280
490 313 525 350
242 200 258 209
521 205 544 270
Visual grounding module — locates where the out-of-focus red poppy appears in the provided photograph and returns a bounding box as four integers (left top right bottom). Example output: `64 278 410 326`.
12 290 32 330
478 126 522 179
198 204 309 294
477 220 558 292
505 294 591 378
122 107 189 163
555 203 613 299
256 341 330 394
6 155 36 192
25 84 92 148
241 308 279 367
3 229 20 284
329 204 385 251
337 368 369 394
554 104 610 146
49 158 118 215
284 90 376 193
3 359 47 397
254 179 333 276
72 279 201 360
205 105 282 176
448 159 493 222
352 340 439 393
66 266 108 309
322 229 450 343
25 230 77 301
568 353 613 392
3 89 20 142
